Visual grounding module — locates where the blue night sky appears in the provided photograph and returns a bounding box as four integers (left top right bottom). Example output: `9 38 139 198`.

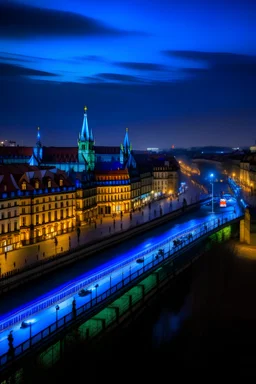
0 0 255 149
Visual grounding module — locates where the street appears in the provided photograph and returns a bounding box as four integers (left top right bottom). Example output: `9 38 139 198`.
0 177 207 275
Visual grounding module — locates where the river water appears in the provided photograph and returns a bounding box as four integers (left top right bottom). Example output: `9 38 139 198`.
43 241 256 383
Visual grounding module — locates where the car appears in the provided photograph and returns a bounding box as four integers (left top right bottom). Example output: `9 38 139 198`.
78 289 92 297
136 258 144 263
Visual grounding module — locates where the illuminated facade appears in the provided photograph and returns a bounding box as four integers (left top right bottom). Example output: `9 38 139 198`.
0 107 180 251
133 154 179 200
139 170 152 206
75 176 97 224
0 194 20 254
0 164 76 253
240 154 256 195
152 159 179 196
94 168 152 215
95 169 131 215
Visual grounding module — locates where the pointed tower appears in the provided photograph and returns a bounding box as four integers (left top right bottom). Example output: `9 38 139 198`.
78 106 95 171
120 127 132 165
80 106 90 141
29 127 43 166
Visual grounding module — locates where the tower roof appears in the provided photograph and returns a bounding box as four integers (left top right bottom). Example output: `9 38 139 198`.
124 127 130 148
36 126 41 147
80 106 90 141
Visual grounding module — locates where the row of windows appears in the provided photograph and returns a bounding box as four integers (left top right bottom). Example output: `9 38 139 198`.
131 191 141 198
1 211 18 219
131 183 140 189
153 173 175 178
76 190 97 198
141 186 152 192
155 181 168 185
98 187 129 193
21 179 64 190
20 202 72 214
96 176 129 181
96 180 129 186
154 181 177 186
0 222 18 234
21 209 72 226
0 202 18 209
97 194 130 202
33 195 73 204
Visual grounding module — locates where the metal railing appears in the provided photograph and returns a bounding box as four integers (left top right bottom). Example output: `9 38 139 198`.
0 210 241 332
0 211 242 370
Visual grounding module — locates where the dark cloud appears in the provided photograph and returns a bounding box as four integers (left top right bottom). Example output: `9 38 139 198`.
0 62 58 78
0 2 144 39
0 55 31 63
73 55 108 63
115 62 167 71
163 50 256 75
96 73 143 83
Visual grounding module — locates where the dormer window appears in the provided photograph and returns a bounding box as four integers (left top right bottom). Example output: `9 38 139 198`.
59 179 63 187
4 185 7 191
22 181 26 190
47 180 51 188
35 180 39 189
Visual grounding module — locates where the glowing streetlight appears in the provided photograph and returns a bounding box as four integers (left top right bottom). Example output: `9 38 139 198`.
55 305 60 327
94 284 99 301
210 174 214 213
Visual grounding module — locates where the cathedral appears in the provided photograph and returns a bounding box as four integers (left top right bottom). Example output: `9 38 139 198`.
29 106 136 173
0 108 179 252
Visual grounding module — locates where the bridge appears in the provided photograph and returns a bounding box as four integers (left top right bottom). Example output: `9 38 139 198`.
0 197 244 379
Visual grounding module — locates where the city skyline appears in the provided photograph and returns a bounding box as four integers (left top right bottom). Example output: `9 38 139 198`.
1 0 255 149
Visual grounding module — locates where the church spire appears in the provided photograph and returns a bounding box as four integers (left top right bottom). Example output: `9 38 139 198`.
120 127 132 166
124 127 130 150
36 127 41 147
29 126 43 166
89 128 94 142
80 106 90 141
78 105 95 171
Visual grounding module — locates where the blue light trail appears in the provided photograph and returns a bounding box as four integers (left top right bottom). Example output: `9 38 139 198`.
0 199 243 358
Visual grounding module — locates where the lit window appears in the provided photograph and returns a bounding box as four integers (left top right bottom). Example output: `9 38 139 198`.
22 181 26 190
35 180 39 189
48 180 51 188
60 179 63 187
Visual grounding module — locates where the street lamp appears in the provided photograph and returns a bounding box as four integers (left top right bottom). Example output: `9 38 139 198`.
29 322 32 347
94 284 99 301
210 174 214 213
55 305 60 326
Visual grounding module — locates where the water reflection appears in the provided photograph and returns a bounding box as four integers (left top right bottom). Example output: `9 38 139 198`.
152 293 191 349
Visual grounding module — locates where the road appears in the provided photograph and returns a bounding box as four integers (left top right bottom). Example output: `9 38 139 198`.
1 176 206 276
0 184 242 357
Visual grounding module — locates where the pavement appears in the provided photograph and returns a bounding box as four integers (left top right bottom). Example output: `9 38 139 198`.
0 176 208 276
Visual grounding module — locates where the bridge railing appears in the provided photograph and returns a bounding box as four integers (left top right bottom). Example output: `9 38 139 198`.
0 211 242 332
0 208 239 332
0 212 243 370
